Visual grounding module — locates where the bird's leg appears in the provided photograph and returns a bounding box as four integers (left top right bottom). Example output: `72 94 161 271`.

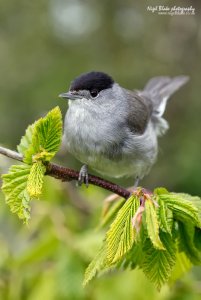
134 176 140 189
78 164 89 187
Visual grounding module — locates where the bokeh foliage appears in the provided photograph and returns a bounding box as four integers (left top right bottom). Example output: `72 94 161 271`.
0 0 201 299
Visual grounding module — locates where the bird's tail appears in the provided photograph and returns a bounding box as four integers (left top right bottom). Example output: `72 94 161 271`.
144 75 189 116
143 76 189 135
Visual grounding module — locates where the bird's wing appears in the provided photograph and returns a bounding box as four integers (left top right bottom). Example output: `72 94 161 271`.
123 88 153 135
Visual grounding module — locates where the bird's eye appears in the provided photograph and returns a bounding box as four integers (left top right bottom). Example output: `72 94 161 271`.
90 89 99 98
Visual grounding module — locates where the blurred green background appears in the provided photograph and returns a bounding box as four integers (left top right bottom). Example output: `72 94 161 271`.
0 0 201 299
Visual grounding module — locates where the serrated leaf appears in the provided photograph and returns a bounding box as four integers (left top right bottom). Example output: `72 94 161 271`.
178 222 201 265
142 232 176 290
18 107 62 164
27 161 46 198
158 198 173 235
174 193 201 221
169 251 192 284
17 124 34 155
159 194 200 227
106 195 140 263
34 107 62 155
98 198 125 229
2 164 31 223
145 199 165 250
118 242 143 270
83 243 107 286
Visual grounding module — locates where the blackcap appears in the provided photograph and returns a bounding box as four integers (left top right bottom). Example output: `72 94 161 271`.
59 71 189 186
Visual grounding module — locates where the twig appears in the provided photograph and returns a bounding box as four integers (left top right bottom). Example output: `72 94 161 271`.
0 146 131 199
0 146 23 162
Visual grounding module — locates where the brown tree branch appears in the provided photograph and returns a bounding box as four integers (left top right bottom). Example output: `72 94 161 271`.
0 146 131 199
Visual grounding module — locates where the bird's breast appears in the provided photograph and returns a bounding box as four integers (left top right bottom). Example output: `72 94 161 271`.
64 104 119 161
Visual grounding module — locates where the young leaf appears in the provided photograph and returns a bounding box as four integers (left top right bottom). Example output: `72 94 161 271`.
118 241 144 270
145 199 165 250
27 161 46 198
154 187 169 195
33 107 62 156
106 195 140 263
177 222 201 265
18 107 62 164
83 243 107 286
159 194 200 227
98 198 125 229
174 193 201 220
158 198 173 235
2 165 31 223
17 124 34 155
142 232 176 290
169 251 192 284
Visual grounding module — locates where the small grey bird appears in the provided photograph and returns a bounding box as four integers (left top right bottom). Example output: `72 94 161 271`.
59 71 189 186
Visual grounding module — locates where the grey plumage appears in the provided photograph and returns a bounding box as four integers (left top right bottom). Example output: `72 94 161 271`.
139 76 189 137
60 72 189 181
142 75 189 117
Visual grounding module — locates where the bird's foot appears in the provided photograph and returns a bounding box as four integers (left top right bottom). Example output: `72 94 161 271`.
78 164 89 187
130 176 140 193
133 176 140 191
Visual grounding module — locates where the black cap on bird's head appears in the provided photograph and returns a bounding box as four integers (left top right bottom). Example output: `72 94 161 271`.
70 71 114 92
59 71 114 100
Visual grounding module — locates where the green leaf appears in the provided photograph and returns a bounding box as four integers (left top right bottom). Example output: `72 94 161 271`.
169 251 192 284
159 194 200 227
145 199 165 250
83 243 107 286
98 198 125 229
178 222 201 265
18 107 62 164
154 187 169 195
33 107 62 156
27 161 46 198
158 198 173 235
141 232 176 290
194 228 201 251
2 164 31 223
174 193 201 220
118 242 144 270
106 195 140 263
1 107 62 222
17 124 34 155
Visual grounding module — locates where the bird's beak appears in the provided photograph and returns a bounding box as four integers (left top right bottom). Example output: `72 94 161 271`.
59 91 80 100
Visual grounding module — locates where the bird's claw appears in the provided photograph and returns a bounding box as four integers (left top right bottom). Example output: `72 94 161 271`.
78 165 89 187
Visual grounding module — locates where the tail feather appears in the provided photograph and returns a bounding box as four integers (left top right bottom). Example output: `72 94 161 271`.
144 75 189 116
140 75 189 137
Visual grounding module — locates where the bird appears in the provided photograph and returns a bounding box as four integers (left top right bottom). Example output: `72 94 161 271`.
59 71 189 187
